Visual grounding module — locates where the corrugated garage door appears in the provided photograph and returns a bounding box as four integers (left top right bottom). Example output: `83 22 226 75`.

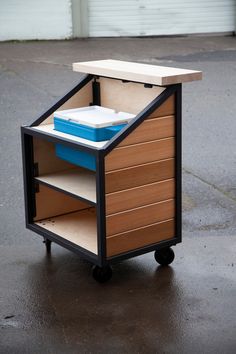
88 0 236 37
0 0 72 41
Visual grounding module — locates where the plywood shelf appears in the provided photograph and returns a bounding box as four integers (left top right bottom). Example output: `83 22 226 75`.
35 209 97 254
35 168 96 204
31 124 108 149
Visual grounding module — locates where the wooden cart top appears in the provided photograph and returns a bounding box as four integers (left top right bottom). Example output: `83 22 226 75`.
73 59 202 86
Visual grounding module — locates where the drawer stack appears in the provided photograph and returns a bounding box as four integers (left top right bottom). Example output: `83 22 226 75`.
105 95 176 256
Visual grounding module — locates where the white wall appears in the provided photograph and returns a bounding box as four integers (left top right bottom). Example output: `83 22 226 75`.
0 0 73 40
88 0 236 37
0 0 235 40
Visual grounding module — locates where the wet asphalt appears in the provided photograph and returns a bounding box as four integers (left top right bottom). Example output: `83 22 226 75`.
0 36 236 353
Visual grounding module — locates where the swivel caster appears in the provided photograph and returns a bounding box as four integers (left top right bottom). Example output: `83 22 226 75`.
43 238 52 253
154 247 175 266
92 265 112 283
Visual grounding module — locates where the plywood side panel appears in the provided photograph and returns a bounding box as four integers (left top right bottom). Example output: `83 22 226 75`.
99 77 165 114
34 184 89 221
106 179 174 215
105 138 174 172
105 158 175 193
40 81 92 125
119 115 174 147
106 199 174 236
33 138 76 175
106 219 175 257
149 95 175 118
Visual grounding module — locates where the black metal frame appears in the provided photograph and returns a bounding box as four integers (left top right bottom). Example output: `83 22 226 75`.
21 74 182 268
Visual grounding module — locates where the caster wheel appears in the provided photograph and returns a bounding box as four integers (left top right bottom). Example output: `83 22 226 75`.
43 238 52 253
154 247 175 266
92 265 112 283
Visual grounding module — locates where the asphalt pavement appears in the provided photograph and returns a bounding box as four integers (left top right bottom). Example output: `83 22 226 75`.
0 35 236 353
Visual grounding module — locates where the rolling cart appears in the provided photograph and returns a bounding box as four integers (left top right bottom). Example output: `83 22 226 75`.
21 60 202 282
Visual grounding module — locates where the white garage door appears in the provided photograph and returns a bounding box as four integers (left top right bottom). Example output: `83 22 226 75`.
88 0 236 37
0 0 72 41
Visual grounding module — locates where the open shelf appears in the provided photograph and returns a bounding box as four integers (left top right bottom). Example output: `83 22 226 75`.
32 124 108 149
35 208 97 254
35 168 96 204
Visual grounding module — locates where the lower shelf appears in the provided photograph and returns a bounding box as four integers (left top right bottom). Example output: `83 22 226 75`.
35 208 97 254
35 168 96 204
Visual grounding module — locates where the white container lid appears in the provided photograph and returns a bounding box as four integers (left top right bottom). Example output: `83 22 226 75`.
54 106 135 128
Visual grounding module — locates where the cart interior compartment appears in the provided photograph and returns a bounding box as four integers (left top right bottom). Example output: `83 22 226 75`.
39 80 93 126
33 138 96 203
33 137 77 175
33 184 90 221
35 208 97 254
106 219 175 257
35 168 96 204
33 76 166 129
98 77 165 114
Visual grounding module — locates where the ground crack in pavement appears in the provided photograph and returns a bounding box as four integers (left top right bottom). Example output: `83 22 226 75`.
183 168 236 204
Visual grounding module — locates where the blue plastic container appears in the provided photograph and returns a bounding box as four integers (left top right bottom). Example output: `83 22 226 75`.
54 106 135 171
54 117 126 142
55 124 126 171
55 144 96 171
54 106 134 142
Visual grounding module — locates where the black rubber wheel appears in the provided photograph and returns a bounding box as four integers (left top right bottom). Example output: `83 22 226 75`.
154 247 175 266
43 238 52 253
92 265 112 283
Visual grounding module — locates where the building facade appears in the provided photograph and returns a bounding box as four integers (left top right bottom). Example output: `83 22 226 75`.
0 0 235 40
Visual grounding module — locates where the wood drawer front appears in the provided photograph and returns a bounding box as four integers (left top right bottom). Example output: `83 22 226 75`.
105 158 175 194
107 219 175 257
106 179 175 215
105 138 174 172
119 116 174 147
149 95 175 118
106 199 174 236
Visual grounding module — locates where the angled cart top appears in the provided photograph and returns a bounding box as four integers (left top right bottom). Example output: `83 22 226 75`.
26 59 202 154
